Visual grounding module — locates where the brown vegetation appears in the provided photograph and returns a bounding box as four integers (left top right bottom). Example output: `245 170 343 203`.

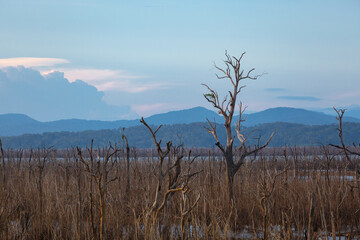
0 53 359 239
0 141 359 239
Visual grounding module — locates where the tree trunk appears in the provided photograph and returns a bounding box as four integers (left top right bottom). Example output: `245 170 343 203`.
307 193 314 240
0 140 5 190
77 168 82 240
225 149 235 202
89 175 96 238
98 188 104 240
125 145 130 205
227 171 234 202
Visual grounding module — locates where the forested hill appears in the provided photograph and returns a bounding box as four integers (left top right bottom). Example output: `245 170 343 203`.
1 106 360 137
1 122 360 149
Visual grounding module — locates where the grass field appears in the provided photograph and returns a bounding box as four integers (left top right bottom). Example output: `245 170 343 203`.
0 144 359 239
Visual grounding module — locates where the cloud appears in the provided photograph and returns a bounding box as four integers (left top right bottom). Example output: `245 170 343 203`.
0 57 70 68
43 68 140 83
43 68 168 93
0 66 138 121
0 57 165 93
277 96 321 101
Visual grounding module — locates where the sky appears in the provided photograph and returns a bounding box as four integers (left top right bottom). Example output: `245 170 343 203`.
0 0 359 121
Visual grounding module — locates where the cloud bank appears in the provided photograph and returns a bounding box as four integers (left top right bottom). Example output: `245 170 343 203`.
0 57 190 118
46 68 163 93
0 66 138 121
0 57 166 94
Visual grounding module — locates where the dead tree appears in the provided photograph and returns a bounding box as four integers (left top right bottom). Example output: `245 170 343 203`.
179 150 201 238
77 140 119 240
0 139 5 190
140 117 200 238
203 51 275 201
34 146 53 239
121 129 131 206
330 108 360 177
140 118 182 224
330 108 360 202
257 157 285 240
72 148 84 240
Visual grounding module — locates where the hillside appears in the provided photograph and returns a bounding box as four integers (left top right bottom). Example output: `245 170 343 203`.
243 107 353 126
145 106 222 125
2 121 360 149
1 107 359 137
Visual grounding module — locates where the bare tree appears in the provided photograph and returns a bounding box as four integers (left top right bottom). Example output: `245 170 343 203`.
34 146 54 239
121 129 131 205
140 118 182 226
330 108 360 199
0 139 5 190
140 117 200 238
77 140 119 240
330 108 360 177
203 51 275 201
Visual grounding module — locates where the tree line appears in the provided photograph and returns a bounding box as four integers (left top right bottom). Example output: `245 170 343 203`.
2 121 360 149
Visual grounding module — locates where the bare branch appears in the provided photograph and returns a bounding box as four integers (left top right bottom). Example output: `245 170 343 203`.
240 68 256 80
182 193 201 217
154 125 163 135
156 187 184 215
201 119 225 153
330 107 360 175
235 102 248 144
244 130 276 158
140 117 168 156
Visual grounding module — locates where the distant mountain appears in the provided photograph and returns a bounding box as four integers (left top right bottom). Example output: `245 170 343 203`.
243 107 360 126
0 107 221 137
318 105 360 119
0 113 42 136
0 114 139 137
1 107 360 137
0 113 38 126
347 108 360 119
145 106 222 125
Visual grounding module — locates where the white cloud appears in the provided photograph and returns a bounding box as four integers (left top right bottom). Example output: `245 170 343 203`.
0 57 70 68
0 66 138 121
43 68 168 93
47 68 138 82
0 57 169 94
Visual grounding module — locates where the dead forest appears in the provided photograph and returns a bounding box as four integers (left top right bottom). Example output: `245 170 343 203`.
0 126 359 239
0 53 359 239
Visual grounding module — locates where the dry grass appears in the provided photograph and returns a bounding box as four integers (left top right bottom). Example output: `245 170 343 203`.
0 146 359 239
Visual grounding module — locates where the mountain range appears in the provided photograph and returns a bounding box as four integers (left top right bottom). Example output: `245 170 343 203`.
1 106 360 137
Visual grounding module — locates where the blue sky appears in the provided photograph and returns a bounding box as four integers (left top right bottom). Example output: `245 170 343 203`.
0 0 359 120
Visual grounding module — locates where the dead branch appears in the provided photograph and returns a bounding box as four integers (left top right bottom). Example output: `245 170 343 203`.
330 107 360 176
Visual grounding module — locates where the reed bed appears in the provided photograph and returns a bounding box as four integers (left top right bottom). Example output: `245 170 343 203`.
0 146 359 239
